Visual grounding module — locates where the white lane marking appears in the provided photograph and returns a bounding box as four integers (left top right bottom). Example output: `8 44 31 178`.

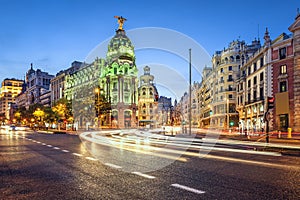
104 163 122 169
171 183 205 194
42 143 46 145
131 171 156 179
47 145 53 147
53 147 60 150
85 157 98 161
62 150 69 153
72 153 83 157
36 141 41 144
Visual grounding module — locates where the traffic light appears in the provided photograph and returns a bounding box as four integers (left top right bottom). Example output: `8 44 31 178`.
267 97 275 110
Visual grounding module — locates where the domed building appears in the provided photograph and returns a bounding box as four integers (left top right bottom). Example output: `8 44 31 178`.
65 17 139 129
99 28 138 128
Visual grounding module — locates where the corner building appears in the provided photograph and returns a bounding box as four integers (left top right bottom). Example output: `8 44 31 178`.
65 27 138 129
100 29 138 128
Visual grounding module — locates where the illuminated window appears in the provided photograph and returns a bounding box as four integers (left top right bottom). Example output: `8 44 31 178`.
279 81 287 92
280 65 287 74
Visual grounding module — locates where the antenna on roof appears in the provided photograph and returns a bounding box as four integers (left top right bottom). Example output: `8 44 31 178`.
257 24 260 41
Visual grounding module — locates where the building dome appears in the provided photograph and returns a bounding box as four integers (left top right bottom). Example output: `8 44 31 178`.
106 29 135 63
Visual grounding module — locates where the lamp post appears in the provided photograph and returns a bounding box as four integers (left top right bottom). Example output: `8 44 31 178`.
95 87 100 129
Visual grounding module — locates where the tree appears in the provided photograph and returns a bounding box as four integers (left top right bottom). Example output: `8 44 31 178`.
52 98 73 129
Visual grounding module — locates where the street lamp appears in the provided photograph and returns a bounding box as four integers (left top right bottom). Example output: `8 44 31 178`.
95 87 100 128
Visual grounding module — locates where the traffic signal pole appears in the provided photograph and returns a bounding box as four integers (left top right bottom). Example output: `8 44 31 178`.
264 97 274 143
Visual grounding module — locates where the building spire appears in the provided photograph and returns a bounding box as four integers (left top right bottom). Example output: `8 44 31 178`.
30 63 33 70
264 27 271 46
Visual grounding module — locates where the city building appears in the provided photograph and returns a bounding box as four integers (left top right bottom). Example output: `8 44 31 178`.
289 11 300 132
158 96 173 126
199 67 213 128
271 32 294 131
211 40 248 129
65 18 138 129
24 64 54 108
51 61 83 105
236 31 272 133
138 66 159 128
0 78 24 120
65 58 103 129
100 28 138 128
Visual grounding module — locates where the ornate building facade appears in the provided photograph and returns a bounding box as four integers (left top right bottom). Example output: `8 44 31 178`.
138 66 159 128
65 20 138 129
236 31 272 133
25 64 54 108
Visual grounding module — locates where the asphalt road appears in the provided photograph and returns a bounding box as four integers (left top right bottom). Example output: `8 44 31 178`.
1 129 300 200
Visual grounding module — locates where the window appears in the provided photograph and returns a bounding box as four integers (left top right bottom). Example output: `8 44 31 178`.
253 76 257 85
253 62 257 71
248 66 251 75
248 80 251 88
248 93 251 103
260 72 264 81
242 70 246 76
279 47 286 59
279 81 287 92
229 94 233 99
280 65 287 74
228 85 233 91
260 57 264 67
228 66 233 71
228 75 233 81
240 83 243 90
260 87 264 100
220 68 224 73
253 90 257 100
240 96 243 104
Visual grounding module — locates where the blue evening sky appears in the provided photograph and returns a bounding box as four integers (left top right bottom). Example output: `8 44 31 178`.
0 0 298 95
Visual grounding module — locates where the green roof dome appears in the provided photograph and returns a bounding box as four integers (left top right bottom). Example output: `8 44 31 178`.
106 30 135 63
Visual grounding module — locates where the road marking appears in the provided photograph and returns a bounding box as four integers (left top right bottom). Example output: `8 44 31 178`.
85 157 98 161
171 183 205 194
42 143 46 145
36 141 41 144
53 147 60 150
131 172 156 179
62 150 69 153
104 163 122 169
47 145 53 147
72 153 83 157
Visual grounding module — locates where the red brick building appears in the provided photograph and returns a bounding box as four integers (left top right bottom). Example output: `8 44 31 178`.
271 33 294 131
